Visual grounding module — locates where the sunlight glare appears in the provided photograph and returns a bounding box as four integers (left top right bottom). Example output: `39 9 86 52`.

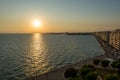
33 19 42 28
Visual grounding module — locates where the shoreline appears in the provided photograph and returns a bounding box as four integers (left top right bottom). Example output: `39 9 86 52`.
25 54 101 80
25 36 119 80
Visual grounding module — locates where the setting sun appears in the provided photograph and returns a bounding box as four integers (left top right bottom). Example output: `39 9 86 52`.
33 19 42 28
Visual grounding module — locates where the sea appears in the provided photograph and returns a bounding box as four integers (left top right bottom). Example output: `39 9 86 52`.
0 33 104 80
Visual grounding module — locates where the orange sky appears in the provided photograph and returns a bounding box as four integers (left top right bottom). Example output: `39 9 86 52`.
0 0 120 33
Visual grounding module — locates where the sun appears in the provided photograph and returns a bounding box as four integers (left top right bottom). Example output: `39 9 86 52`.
33 19 42 28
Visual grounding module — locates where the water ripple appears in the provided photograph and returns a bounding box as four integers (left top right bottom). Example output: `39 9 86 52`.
0 34 104 80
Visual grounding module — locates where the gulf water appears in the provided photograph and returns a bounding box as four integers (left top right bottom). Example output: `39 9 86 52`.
0 34 104 80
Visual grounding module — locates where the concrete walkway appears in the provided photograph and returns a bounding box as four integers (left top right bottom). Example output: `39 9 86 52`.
26 68 65 80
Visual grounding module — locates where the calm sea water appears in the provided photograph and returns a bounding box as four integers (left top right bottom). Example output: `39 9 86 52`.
0 34 104 80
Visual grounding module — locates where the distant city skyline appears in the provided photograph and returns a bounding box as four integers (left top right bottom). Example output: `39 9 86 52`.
0 0 120 33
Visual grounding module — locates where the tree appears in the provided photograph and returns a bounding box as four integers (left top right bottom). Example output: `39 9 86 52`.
64 67 78 78
111 61 120 68
101 60 110 68
85 72 98 80
93 59 100 65
80 67 94 78
105 74 119 80
116 63 120 70
80 64 96 79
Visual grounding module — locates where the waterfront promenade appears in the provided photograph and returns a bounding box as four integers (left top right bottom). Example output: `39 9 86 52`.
26 29 120 80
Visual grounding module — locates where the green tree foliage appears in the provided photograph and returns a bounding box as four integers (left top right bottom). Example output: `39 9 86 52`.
93 59 100 65
111 61 120 75
105 74 119 80
111 61 120 68
85 72 98 80
101 60 110 68
116 63 120 70
64 67 78 78
80 67 94 77
80 64 96 79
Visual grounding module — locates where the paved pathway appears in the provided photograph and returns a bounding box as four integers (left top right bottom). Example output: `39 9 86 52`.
26 69 65 80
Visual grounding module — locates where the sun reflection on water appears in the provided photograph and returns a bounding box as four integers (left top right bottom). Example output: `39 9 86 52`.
25 33 49 77
32 33 42 52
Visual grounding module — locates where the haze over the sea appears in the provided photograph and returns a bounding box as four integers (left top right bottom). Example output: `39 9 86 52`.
0 0 120 33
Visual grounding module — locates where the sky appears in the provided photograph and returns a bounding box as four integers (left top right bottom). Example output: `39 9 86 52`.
0 0 120 33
